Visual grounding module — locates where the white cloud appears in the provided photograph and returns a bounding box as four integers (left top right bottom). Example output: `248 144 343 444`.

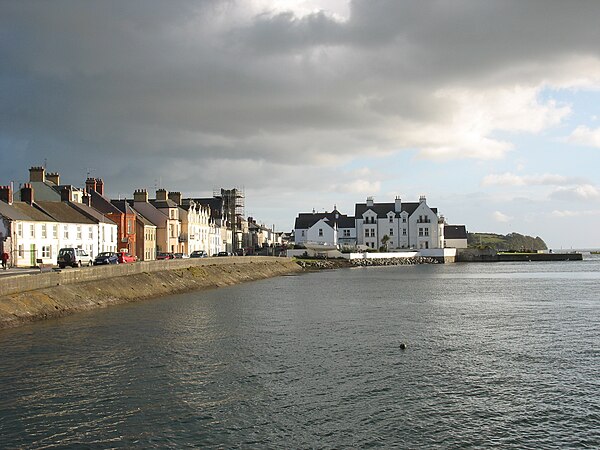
550 184 600 201
551 209 600 218
481 172 580 187
492 211 512 223
330 179 381 194
568 125 600 148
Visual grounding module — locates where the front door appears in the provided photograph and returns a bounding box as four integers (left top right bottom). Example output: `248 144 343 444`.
30 243 36 266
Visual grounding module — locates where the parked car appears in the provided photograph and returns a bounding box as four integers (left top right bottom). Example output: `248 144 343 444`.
156 252 174 260
57 247 93 268
118 252 137 264
173 253 188 259
93 252 119 265
190 250 208 258
217 251 231 257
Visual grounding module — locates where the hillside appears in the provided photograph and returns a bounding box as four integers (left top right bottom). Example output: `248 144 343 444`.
467 232 548 251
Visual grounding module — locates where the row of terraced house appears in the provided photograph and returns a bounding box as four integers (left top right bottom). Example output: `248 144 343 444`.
0 167 280 267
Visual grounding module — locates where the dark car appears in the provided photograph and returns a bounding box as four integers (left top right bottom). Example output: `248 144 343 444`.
156 252 174 260
94 252 119 265
190 250 208 258
217 251 230 257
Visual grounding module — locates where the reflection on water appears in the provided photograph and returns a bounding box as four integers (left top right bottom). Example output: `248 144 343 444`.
1 259 599 448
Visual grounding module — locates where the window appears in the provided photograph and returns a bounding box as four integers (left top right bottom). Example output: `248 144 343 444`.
42 246 51 258
370 229 375 237
77 225 82 239
343 229 351 237
18 244 24 257
389 228 394 236
127 220 133 234
301 230 305 237
318 228 323 237
41 224 47 239
424 227 429 237
402 217 406 223
365 229 370 238
389 217 393 223
89 226 93 239
17 223 23 238
64 225 69 239
53 225 58 238
30 224 35 238
403 228 407 236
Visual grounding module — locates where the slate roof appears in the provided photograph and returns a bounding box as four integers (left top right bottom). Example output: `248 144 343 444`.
149 199 179 209
294 210 355 230
354 202 437 218
0 201 54 221
111 198 137 215
192 197 225 221
444 225 467 239
34 201 96 224
13 181 62 202
69 202 114 224
128 205 156 227
87 190 121 215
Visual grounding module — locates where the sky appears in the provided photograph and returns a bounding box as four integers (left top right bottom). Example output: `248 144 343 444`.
1 0 600 249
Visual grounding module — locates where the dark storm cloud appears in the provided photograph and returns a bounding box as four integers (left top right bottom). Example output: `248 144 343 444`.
1 0 600 197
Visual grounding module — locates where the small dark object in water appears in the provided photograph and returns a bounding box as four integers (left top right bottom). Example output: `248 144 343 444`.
399 342 407 350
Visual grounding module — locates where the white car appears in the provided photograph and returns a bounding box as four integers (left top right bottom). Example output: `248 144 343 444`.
57 248 93 268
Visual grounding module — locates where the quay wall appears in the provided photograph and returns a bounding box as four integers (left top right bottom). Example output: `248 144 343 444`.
0 257 301 329
456 248 583 262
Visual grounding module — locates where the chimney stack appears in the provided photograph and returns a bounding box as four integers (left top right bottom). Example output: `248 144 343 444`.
95 178 104 196
29 166 45 183
156 188 168 201
61 186 73 202
47 172 60 185
419 195 427 204
366 196 374 207
395 196 402 213
168 191 182 205
82 194 92 207
0 185 13 205
133 189 148 203
85 177 97 193
21 184 34 204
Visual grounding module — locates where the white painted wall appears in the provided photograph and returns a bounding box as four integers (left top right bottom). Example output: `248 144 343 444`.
306 219 336 245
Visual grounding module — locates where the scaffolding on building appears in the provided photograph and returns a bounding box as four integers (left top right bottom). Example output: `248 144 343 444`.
213 187 245 252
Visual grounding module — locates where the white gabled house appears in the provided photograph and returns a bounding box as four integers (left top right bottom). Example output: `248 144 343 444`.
355 196 444 250
294 209 356 248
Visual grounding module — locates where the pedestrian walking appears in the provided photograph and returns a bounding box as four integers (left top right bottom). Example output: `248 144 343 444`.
1 251 9 270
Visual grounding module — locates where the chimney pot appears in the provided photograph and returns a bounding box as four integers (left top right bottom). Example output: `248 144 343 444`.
29 166 46 183
61 186 72 202
0 185 13 205
21 183 34 204
133 189 148 203
156 189 168 201
47 172 60 185
95 178 104 196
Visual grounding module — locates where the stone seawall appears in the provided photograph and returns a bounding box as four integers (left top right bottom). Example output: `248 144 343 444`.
0 257 302 329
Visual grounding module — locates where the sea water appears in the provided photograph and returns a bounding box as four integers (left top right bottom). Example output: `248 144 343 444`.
1 258 599 448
